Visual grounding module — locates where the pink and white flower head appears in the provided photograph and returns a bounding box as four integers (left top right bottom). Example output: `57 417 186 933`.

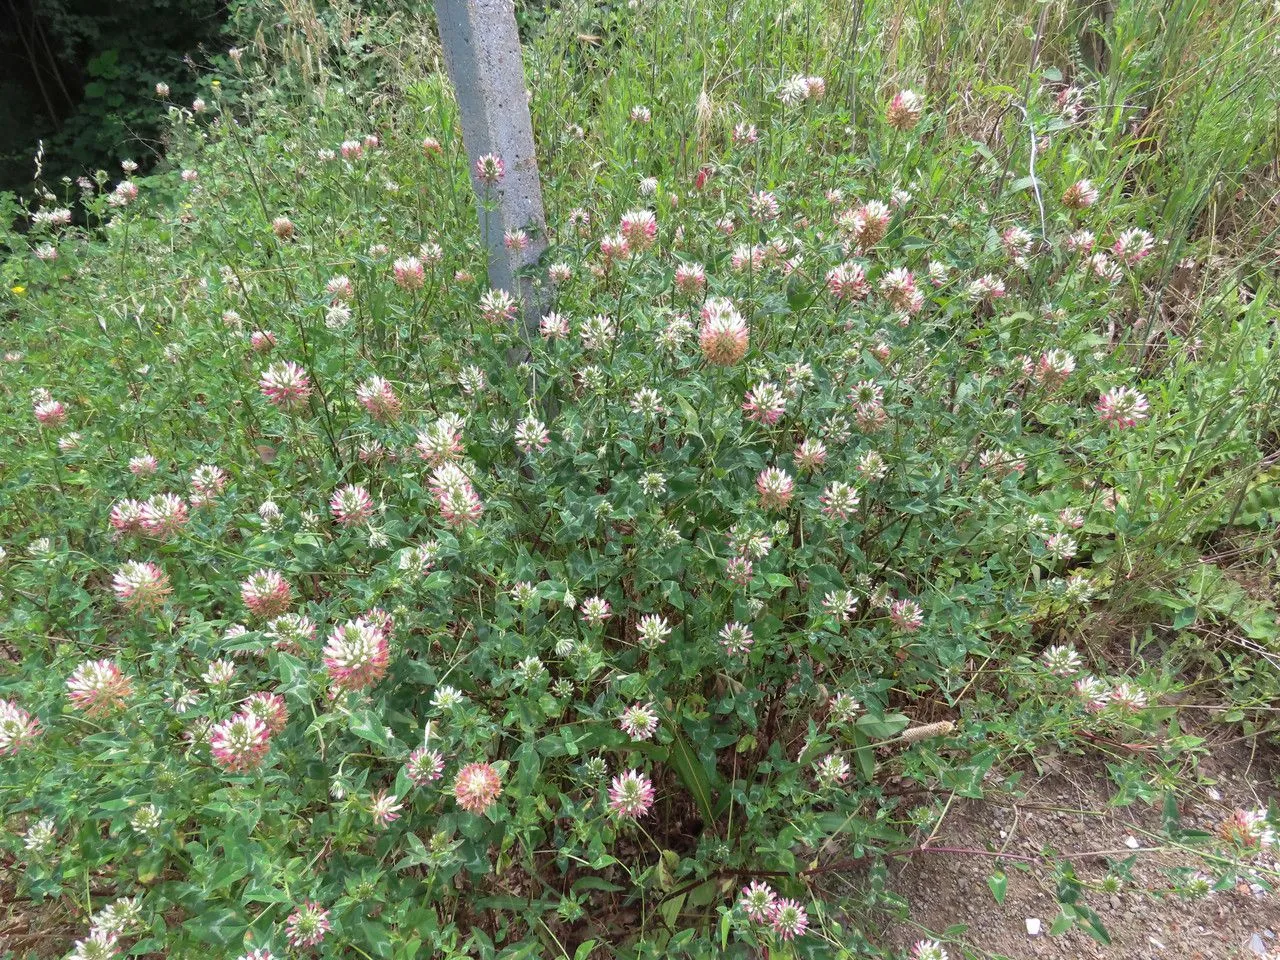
890 598 925 632
112 561 170 612
814 754 851 788
429 463 484 527
326 275 353 301
699 297 749 365
912 940 950 960
548 262 572 283
1034 349 1075 389
249 328 278 353
1113 228 1155 265
848 200 891 249
1001 226 1033 258
1108 681 1148 712
637 614 672 646
368 789 403 828
406 746 445 785
140 493 189 538
673 262 706 296
240 568 292 619
618 703 659 740
1096 386 1149 429
271 216 295 240
110 498 147 535
1041 644 1082 676
629 104 651 123
266 613 316 652
608 769 655 818
719 621 754 656
771 899 809 940
285 901 330 949
155 82 170 97
1088 252 1123 284
190 464 227 504
340 139 363 159
580 596 611 626
323 618 390 691
259 361 312 411
515 416 550 454
966 274 1006 304
879 267 918 312
732 122 759 145
539 311 570 339
0 700 43 756
886 89 924 130
794 438 828 471
742 381 787 425
503 228 530 252
756 467 794 510
1065 229 1096 253
739 881 778 923
34 243 57 261
480 287 519 324
329 484 373 526
750 191 780 221
827 262 869 301
33 399 67 428
416 420 464 465
210 712 271 772
1074 675 1110 712
819 481 861 521
242 691 288 734
598 232 630 263
422 136 442 155
726 556 754 585
393 256 425 290
66 659 133 716
109 181 139 207
67 930 118 960
454 761 503 814
1220 808 1277 851
128 454 159 476
619 210 657 250
474 153 505 186
363 133 380 150
1062 179 1099 210
356 375 401 421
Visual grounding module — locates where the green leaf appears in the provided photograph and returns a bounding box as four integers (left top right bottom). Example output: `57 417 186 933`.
987 871 1007 904
669 727 715 827
855 713 910 739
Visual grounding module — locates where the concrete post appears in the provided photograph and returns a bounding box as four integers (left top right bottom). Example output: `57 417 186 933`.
436 0 548 336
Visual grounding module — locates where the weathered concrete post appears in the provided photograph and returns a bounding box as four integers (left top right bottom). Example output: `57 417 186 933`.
436 0 548 336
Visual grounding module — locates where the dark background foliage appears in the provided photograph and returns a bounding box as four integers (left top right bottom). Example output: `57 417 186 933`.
0 0 229 193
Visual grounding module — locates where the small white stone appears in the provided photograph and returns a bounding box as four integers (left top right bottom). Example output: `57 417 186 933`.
1026 918 1042 937
1123 835 1141 849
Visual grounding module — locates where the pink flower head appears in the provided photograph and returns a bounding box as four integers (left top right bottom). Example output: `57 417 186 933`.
742 381 787 425
580 596 611 626
341 139 363 159
326 275 353 301
750 191 780 222
112 561 171 612
1034 349 1075 389
369 789 403 827
1095 386 1149 429
393 256 425 291
618 703 659 740
847 201 891 250
515 416 550 454
827 262 869 301
272 216 295 240
242 691 288 734
674 262 706 296
540 311 570 339
1113 228 1154 265
819 481 861 521
619 210 657 250
453 761 503 814
474 153 505 186
128 454 159 476
699 297 749 365
608 769 655 818
330 484 374 526
886 89 924 130
770 898 809 940
0 699 43 756
190 464 227 504
323 618 390 691
739 881 778 923
1062 179 1099 210
429 463 484 528
259 361 312 411
140 494 189 538
209 712 271 772
356 376 401 421
599 233 630 263
480 288 519 324
109 498 147 535
406 746 445 785
889 598 924 632
240 568 292 619
756 467 794 510
726 556 753 586
285 901 330 949
879 267 918 312
33 399 67 428
718 621 754 656
66 659 133 716
794 438 828 471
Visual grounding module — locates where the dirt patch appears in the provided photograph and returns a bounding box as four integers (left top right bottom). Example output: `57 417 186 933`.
879 739 1280 959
